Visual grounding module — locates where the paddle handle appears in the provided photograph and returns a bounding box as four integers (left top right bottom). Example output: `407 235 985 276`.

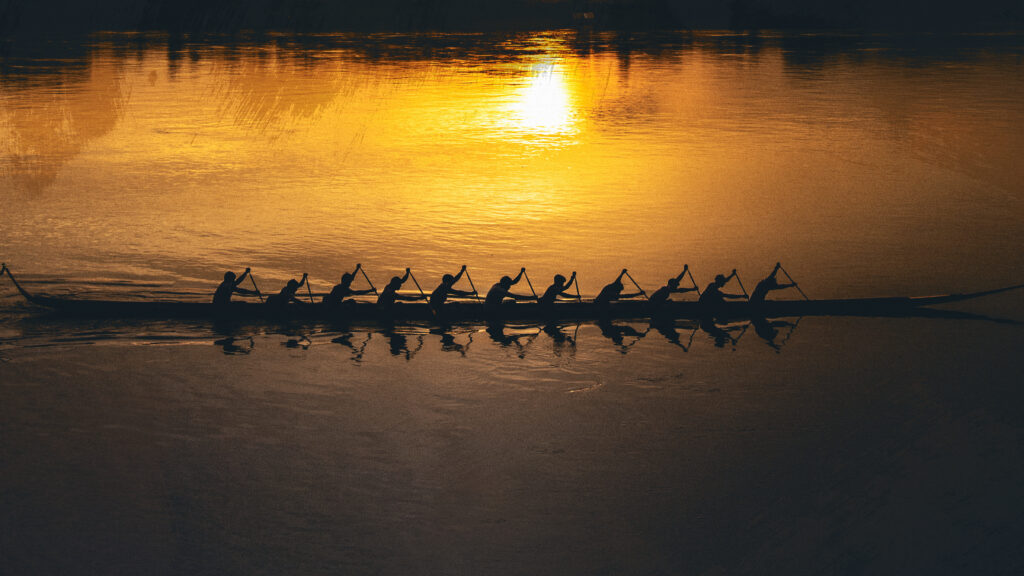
624 270 648 300
687 268 701 296
359 266 378 296
409 270 427 299
463 268 482 303
523 270 537 298
732 271 749 298
778 264 809 301
249 272 264 303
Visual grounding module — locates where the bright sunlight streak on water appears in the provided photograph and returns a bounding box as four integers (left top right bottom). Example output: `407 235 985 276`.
508 61 578 137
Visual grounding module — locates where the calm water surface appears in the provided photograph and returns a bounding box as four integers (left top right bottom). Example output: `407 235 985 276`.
2 31 1024 575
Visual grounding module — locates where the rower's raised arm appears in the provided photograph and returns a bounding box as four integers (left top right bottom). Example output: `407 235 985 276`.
452 265 466 284
511 268 525 285
674 267 688 284
297 273 307 288
234 267 251 286
400 268 411 283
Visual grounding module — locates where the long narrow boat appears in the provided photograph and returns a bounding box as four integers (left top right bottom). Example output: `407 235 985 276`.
4 265 1021 323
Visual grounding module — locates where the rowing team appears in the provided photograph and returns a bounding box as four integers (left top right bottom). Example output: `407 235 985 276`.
213 263 803 313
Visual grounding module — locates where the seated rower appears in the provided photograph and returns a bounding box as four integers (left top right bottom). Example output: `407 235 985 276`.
323 264 375 307
485 268 537 311
593 269 643 307
429 265 476 314
697 270 747 314
377 268 424 308
266 273 309 306
539 272 577 307
749 263 796 306
213 267 258 305
648 267 699 309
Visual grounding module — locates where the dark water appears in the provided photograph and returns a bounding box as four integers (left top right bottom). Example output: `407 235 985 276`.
2 30 1024 574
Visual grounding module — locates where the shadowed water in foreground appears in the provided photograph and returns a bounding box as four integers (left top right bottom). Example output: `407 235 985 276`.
1 308 1024 574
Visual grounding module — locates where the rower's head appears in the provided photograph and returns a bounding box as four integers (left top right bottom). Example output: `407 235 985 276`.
224 271 236 282
499 276 513 288
442 274 455 286
554 274 566 286
340 272 354 286
667 278 680 288
389 276 403 288
714 274 727 286
286 279 299 290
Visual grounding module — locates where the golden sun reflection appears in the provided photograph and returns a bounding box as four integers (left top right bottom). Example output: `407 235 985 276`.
510 61 577 135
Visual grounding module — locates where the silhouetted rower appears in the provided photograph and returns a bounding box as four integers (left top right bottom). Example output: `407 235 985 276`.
323 266 375 307
593 269 643 306
749 263 796 306
485 268 537 310
429 265 476 313
213 267 257 305
539 272 577 306
377 268 423 308
265 273 308 306
649 269 699 308
698 270 747 313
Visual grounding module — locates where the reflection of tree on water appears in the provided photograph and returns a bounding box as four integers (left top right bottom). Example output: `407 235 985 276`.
1 43 126 193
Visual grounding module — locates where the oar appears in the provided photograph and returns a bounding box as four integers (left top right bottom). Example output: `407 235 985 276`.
574 273 582 302
463 266 482 303
687 267 701 296
305 274 315 304
778 263 810 301
408 270 427 300
357 263 378 297
523 268 538 298
249 271 264 302
731 270 749 299
623 269 649 300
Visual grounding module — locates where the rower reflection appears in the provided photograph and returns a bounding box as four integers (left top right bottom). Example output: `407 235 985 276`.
542 322 578 357
751 316 800 351
699 318 748 348
596 319 648 354
214 335 254 355
332 331 372 362
382 324 424 360
649 319 698 351
431 326 471 357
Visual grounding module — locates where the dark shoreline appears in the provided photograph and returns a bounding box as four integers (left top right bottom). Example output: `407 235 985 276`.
1 0 1023 37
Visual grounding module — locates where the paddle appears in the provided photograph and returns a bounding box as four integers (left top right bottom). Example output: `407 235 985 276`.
462 265 482 303
623 269 649 301
356 263 379 297
248 270 265 302
686 267 701 296
408 269 427 300
304 273 314 303
522 268 538 298
777 263 810 301
574 272 582 302
730 269 749 299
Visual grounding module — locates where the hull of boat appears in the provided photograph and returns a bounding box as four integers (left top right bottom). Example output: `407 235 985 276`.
20 289 1012 323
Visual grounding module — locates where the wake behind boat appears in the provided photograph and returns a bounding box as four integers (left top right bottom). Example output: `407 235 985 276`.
3 264 1021 323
